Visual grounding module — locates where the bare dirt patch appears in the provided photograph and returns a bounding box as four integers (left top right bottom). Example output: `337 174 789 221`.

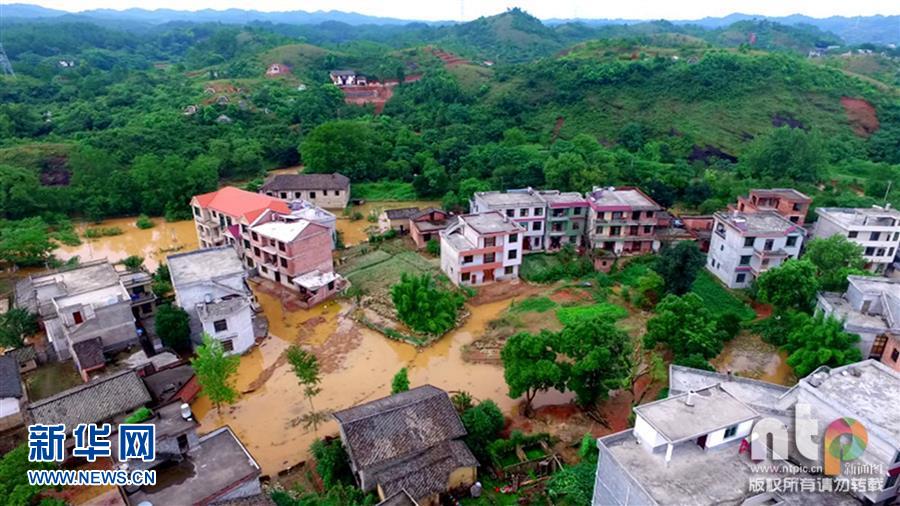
841 96 880 137
549 287 593 304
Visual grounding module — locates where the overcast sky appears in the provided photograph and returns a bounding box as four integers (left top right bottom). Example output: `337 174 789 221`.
16 0 900 20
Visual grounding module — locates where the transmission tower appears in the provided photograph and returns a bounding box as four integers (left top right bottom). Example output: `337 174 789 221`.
0 44 14 77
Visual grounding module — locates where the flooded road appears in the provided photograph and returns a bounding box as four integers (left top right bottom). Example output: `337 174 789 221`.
337 200 441 246
191 290 516 476
55 217 197 271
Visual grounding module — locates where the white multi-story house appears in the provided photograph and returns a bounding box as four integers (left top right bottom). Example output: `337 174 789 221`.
814 206 900 274
167 247 257 355
585 186 663 255
707 211 805 289
470 189 547 253
440 212 525 286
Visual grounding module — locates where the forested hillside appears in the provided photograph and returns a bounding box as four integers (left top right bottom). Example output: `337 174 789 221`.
1 9 898 243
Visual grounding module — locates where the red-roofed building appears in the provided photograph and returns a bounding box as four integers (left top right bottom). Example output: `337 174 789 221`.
190 187 290 249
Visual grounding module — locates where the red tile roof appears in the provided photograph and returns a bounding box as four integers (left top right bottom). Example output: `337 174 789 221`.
193 187 290 221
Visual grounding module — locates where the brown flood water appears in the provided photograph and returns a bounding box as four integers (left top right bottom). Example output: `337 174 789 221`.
336 200 440 246
55 217 198 271
191 289 516 476
713 332 796 386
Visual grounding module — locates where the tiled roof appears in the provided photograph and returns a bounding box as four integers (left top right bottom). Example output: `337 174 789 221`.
142 364 196 405
384 207 421 220
193 187 290 221
0 355 23 398
375 440 478 501
333 385 467 471
260 173 350 192
72 337 105 370
8 345 36 365
28 370 151 429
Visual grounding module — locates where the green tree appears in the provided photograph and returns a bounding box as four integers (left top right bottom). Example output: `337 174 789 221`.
803 235 868 291
155 304 192 352
390 274 464 335
391 367 410 394
755 259 819 312
191 334 240 414
645 293 723 359
558 317 632 407
741 127 826 183
425 238 440 256
0 218 54 267
300 120 391 181
653 241 705 295
310 438 352 488
152 263 173 296
0 445 62 506
633 270 665 308
286 345 327 433
783 313 862 377
461 400 505 463
0 308 38 349
501 330 565 415
121 255 144 272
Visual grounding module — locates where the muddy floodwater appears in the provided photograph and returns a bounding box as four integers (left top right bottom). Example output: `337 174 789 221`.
713 332 796 386
55 217 198 271
191 288 516 476
336 200 441 246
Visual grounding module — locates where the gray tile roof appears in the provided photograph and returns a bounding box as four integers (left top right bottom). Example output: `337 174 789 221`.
260 173 349 192
377 490 418 506
142 364 196 405
375 440 477 501
333 385 472 495
28 370 151 429
0 355 23 398
72 337 105 370
8 345 36 365
384 207 421 220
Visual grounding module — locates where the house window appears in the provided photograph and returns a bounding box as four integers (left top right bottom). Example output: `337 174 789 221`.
736 273 746 284
280 258 287 268
723 425 738 439
243 239 250 248
848 231 858 238
214 319 228 332
328 281 335 290
222 339 234 352
534 208 543 216
892 349 900 362
193 207 201 216
871 231 881 241
508 250 518 260
764 239 774 251
786 236 798 247
73 311 83 324
519 208 528 217
533 221 542 231
894 232 899 241
484 253 495 263
645 211 653 218
612 211 623 220
739 255 751 266
461 272 471 282
504 266 514 275
643 225 652 233
506 209 514 217
294 192 302 199
632 211 641 220
261 266 268 274
322 190 328 196
744 237 754 248
251 232 258 241
278 242 286 251
253 247 261 256
463 255 473 264
793 203 802 211
610 226 621 236
484 237 496 247
573 207 582 215
310 192 316 199
866 247 876 255
509 233 518 243
573 222 580 230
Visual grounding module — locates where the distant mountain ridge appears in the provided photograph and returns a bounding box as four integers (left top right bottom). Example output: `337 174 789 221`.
3 3 897 44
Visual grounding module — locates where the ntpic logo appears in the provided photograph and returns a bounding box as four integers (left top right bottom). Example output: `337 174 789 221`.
750 403 868 475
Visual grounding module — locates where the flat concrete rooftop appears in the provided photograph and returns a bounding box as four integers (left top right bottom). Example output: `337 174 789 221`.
462 212 523 235
817 206 900 227
127 427 259 505
802 360 900 442
473 190 544 207
633 384 758 443
716 210 801 235
168 246 246 287
588 187 659 209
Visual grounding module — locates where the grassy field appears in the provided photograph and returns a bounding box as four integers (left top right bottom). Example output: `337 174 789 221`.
510 295 557 314
690 270 756 320
556 302 629 326
351 181 417 201
338 247 440 293
24 362 83 401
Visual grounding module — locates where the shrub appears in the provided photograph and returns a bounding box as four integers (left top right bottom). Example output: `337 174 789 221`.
135 215 154 229
155 304 192 351
510 296 557 314
390 273 464 335
310 438 352 488
83 226 123 238
425 238 440 256
461 400 505 463
125 407 153 423
556 303 627 326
